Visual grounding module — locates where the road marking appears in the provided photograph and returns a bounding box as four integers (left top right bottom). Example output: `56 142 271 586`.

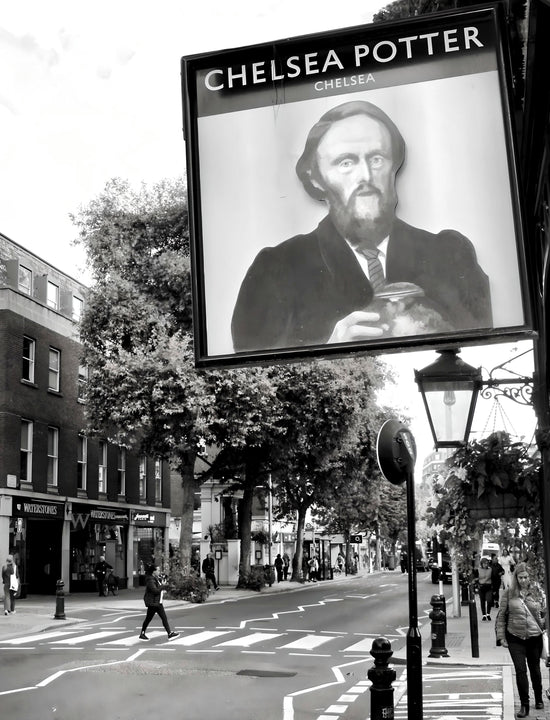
169 630 233 646
1 630 79 644
100 630 165 646
341 637 377 652
51 630 126 645
279 634 334 650
216 632 283 647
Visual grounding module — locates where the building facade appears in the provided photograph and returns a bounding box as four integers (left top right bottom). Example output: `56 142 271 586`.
0 232 171 595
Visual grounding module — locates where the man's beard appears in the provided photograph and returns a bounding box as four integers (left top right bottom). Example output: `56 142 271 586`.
326 183 397 250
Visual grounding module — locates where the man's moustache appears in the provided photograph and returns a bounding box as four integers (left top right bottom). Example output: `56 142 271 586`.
349 184 381 205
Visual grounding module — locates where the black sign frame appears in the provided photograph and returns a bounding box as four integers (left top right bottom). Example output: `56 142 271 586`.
182 4 533 368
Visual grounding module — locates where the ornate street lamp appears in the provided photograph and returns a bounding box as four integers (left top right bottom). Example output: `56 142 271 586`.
414 348 483 449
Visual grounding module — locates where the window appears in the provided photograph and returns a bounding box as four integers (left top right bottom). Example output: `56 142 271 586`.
77 435 87 491
78 364 88 401
139 455 147 500
18 265 32 295
98 441 107 493
47 281 59 310
72 296 83 322
47 427 59 487
117 447 126 496
154 458 162 502
20 420 33 482
48 347 60 391
22 336 35 383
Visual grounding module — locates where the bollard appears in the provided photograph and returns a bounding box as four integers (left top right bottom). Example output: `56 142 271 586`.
429 594 449 658
368 637 396 720
54 579 66 620
460 577 470 606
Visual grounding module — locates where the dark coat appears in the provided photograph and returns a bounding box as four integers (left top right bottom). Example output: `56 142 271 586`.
231 216 491 352
143 574 165 607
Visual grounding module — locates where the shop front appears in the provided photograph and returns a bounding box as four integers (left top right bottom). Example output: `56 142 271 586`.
11 497 64 595
131 509 169 587
69 503 129 592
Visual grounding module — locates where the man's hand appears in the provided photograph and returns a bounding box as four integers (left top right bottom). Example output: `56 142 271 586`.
327 310 383 344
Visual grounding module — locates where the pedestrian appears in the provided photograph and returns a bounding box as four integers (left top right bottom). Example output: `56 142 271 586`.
139 564 179 641
477 556 494 621
491 554 505 608
499 549 515 589
496 562 546 718
274 554 284 583
282 552 290 580
302 554 310 582
336 552 345 574
400 549 408 574
93 555 113 597
202 552 218 591
2 555 19 615
309 555 319 582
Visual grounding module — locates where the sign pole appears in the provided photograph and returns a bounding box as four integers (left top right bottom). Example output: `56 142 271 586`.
377 420 423 720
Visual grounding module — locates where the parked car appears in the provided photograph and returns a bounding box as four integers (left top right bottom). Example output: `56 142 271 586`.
431 553 453 584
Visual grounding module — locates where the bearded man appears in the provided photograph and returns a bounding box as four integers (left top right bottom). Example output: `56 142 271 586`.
231 100 492 352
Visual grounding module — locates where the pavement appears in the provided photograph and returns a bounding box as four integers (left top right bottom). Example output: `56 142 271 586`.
1 572 549 719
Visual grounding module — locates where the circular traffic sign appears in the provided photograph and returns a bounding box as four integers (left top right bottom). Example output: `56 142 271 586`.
376 419 417 485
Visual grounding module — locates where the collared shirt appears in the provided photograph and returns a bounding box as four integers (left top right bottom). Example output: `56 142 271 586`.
348 237 389 282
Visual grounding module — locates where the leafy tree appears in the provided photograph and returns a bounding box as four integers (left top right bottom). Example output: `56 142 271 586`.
72 177 209 571
269 356 391 580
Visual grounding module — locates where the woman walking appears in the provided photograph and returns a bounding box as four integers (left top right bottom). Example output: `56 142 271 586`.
496 562 546 718
477 556 494 621
139 564 179 641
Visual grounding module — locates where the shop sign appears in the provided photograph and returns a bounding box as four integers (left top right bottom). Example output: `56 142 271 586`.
282 533 297 542
70 503 130 529
132 510 166 527
13 498 64 518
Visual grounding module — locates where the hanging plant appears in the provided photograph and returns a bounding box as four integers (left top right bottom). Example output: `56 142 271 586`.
427 432 543 582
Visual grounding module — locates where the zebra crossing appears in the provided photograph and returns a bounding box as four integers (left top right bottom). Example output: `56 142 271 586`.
0 625 393 656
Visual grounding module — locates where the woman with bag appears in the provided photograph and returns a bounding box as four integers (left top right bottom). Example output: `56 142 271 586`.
496 562 546 718
2 555 19 615
139 564 179 641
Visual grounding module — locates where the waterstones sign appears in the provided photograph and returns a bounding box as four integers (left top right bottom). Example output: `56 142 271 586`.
13 499 64 518
71 503 129 529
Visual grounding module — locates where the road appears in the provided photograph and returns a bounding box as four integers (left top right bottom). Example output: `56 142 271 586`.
0 571 507 720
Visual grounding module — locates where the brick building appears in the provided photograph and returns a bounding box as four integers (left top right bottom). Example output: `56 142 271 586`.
0 232 171 595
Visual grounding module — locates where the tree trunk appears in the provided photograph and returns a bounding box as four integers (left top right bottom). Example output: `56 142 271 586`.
237 479 254 588
291 507 307 582
177 449 200 573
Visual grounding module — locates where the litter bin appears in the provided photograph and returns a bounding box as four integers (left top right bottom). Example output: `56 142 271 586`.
388 554 396 570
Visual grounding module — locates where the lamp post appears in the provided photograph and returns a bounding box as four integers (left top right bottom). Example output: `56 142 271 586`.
377 419 423 720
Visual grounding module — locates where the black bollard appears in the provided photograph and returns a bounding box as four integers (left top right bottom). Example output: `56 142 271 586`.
368 637 396 720
428 595 449 658
54 579 66 620
468 583 480 658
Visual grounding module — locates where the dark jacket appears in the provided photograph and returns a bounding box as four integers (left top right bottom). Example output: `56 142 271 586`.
232 216 491 352
143 574 165 607
94 560 112 579
202 557 215 574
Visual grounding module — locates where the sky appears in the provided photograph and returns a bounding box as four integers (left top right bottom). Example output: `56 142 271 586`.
1 1 538 468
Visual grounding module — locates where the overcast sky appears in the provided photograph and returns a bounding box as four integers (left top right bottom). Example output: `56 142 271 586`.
1 1 537 465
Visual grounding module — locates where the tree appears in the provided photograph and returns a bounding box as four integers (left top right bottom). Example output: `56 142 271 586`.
269 356 391 581
72 177 210 571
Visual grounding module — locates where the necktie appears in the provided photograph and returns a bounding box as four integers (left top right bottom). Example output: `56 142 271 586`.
361 248 385 291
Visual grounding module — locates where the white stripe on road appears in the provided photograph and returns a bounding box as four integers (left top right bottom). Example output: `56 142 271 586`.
340 637 375 652
52 630 126 644
169 630 233 646
100 630 165 646
215 632 283 647
279 634 334 650
1 630 79 644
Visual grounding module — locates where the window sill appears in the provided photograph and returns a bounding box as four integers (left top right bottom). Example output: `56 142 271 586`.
20 379 38 389
47 389 63 397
